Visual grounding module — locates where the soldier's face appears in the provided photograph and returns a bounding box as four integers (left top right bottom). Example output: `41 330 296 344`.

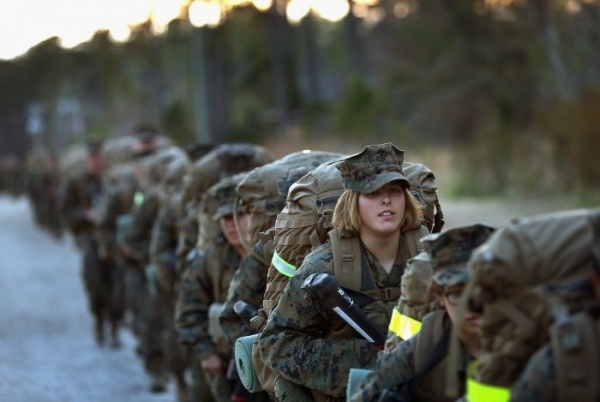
358 181 406 238
438 284 480 337
86 154 103 175
220 213 249 248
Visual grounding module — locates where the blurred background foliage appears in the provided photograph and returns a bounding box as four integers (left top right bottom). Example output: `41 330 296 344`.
0 0 599 200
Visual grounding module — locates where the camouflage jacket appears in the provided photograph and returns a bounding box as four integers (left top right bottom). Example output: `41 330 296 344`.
350 310 468 402
58 172 102 235
176 202 200 265
175 242 242 360
96 184 136 239
124 190 160 267
258 239 408 399
150 195 180 293
509 344 555 402
219 239 272 348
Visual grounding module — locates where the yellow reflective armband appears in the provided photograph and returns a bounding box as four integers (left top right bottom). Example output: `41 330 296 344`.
388 307 422 340
271 251 296 278
466 361 511 402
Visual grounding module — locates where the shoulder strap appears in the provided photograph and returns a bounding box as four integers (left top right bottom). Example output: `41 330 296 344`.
329 229 362 292
552 310 600 402
404 226 429 259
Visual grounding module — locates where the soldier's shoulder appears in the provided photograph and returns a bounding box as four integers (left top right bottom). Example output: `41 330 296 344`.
510 343 556 402
309 241 334 260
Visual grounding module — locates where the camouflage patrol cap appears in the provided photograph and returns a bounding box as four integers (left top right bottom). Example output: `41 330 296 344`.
86 138 103 155
422 224 495 287
211 173 247 220
335 142 410 193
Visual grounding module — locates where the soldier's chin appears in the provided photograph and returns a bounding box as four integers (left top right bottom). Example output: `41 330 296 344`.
461 318 480 334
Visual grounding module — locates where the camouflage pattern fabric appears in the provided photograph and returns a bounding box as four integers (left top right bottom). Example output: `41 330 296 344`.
258 240 409 400
176 243 242 358
58 171 102 235
219 240 273 348
151 194 181 294
509 344 556 402
123 190 167 385
175 243 242 402
421 223 495 287
149 193 191 392
350 310 469 402
335 143 410 193
125 191 161 266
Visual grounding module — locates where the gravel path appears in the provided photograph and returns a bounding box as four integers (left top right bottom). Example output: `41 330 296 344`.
0 196 175 402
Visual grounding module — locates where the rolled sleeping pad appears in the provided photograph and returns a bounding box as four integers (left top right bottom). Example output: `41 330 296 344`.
235 334 263 392
346 368 372 401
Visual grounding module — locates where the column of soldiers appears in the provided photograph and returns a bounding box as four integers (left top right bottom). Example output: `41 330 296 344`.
22 133 598 402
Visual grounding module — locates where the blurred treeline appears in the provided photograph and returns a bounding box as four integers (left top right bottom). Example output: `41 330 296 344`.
1 0 599 198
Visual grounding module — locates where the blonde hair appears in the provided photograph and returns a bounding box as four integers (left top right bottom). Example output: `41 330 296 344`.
332 186 423 236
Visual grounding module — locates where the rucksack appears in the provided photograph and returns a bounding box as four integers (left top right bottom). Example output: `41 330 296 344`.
234 150 345 260
462 208 600 392
177 143 275 255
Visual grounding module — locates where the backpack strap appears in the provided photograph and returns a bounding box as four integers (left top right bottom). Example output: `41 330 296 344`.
404 226 429 258
330 228 423 300
552 310 600 402
329 229 363 292
378 324 451 402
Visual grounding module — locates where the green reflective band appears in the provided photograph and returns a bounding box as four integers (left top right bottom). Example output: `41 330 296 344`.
388 307 422 340
134 191 145 206
271 251 296 278
466 362 511 402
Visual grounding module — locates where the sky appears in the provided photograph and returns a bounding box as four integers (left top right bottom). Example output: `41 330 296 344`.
0 0 375 61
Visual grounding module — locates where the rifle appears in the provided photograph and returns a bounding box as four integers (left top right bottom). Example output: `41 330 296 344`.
301 272 387 350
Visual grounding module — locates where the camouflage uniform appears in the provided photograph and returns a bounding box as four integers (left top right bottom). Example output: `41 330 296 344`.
149 155 196 402
350 224 495 402
258 144 428 400
175 174 248 402
94 162 138 347
122 146 186 392
219 239 272 348
58 141 108 345
509 344 556 402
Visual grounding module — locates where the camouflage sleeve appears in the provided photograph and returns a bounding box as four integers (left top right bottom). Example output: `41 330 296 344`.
510 344 556 402
258 246 378 399
126 193 160 265
58 177 87 228
174 250 216 360
349 336 417 402
96 189 120 232
219 241 269 347
150 205 178 292
175 206 198 264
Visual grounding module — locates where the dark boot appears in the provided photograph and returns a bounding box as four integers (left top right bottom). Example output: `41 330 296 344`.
109 320 121 349
94 315 105 346
175 371 193 402
146 354 168 393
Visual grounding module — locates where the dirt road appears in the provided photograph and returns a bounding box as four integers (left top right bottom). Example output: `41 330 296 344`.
0 194 583 401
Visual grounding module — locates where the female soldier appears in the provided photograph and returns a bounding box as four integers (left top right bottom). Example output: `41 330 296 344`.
349 224 495 402
258 143 428 401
